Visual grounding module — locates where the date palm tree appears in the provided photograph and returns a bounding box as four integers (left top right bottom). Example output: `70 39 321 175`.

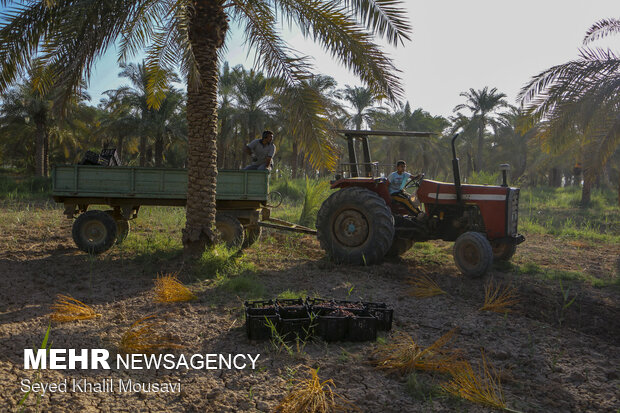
342 85 387 130
0 62 88 176
490 107 537 183
274 74 345 178
114 62 182 166
371 101 448 176
520 18 620 205
0 0 411 256
233 68 276 143
217 62 242 169
98 89 141 164
453 87 508 172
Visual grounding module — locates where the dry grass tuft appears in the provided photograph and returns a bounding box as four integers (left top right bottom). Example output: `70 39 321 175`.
119 315 184 354
154 273 197 303
442 350 507 410
407 275 447 298
479 280 519 313
275 367 357 412
50 294 101 322
373 329 462 374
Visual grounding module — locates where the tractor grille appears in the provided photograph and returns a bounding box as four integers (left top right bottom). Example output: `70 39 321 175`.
506 189 520 236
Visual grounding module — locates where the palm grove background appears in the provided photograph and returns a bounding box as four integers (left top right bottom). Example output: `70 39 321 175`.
1 20 619 207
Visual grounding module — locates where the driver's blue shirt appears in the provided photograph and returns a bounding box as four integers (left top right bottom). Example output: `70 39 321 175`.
387 171 410 194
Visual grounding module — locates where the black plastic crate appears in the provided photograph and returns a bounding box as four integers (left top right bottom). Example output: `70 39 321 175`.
275 298 305 308
80 150 103 166
306 297 364 311
277 306 312 341
245 300 278 341
363 301 393 331
100 148 121 166
347 309 377 342
313 308 351 342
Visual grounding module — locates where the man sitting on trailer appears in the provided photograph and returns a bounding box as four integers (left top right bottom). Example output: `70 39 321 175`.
387 160 421 215
244 130 276 171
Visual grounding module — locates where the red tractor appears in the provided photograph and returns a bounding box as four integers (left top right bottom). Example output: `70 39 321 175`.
316 130 525 277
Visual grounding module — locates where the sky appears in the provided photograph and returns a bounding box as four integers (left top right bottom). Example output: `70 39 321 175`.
84 1 619 118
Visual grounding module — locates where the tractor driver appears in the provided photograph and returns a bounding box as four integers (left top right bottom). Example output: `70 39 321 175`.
244 130 276 171
387 160 421 215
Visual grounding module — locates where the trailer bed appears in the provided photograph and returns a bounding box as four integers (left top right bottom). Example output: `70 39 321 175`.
52 165 269 203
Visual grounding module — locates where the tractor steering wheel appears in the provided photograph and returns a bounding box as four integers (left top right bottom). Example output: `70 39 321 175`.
404 173 425 189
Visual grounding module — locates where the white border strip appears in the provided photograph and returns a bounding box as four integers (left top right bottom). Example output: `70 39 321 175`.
430 193 506 201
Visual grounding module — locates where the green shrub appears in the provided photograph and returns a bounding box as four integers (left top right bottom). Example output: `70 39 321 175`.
467 171 500 185
272 179 304 201
298 178 331 228
0 175 51 199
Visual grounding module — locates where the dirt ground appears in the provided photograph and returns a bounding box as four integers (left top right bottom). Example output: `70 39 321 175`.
1 203 619 412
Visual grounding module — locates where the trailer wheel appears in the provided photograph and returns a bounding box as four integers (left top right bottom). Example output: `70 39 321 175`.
453 231 493 277
115 220 130 244
72 210 118 254
316 187 394 265
491 242 517 262
243 225 262 248
105 210 130 244
386 237 414 258
215 214 245 248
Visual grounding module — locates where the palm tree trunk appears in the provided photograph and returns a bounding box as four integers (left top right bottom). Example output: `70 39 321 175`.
465 151 473 181
581 179 592 207
155 132 163 167
139 136 146 166
292 140 298 179
475 120 485 173
580 166 594 207
617 176 620 207
117 135 124 164
183 0 228 258
34 123 45 177
43 130 49 177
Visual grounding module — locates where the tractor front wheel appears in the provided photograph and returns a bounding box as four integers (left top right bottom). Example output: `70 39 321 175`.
316 187 394 265
453 231 493 277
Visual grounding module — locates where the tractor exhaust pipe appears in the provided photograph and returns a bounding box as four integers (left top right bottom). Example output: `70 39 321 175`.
451 134 463 205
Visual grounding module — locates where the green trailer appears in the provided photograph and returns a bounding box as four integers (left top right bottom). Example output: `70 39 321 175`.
52 165 314 254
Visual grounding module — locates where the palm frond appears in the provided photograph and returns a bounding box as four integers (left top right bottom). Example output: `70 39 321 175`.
272 0 403 102
231 0 312 86
0 2 52 90
583 18 620 45
519 48 620 114
442 350 507 410
276 82 340 169
372 329 462 374
342 0 411 45
117 0 167 62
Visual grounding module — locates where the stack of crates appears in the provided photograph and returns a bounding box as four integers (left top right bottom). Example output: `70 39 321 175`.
244 297 393 342
80 148 121 166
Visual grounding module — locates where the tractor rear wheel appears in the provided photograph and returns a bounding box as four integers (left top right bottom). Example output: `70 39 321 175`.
316 187 394 265
386 237 414 258
72 210 118 254
215 213 245 248
491 242 517 262
453 231 493 277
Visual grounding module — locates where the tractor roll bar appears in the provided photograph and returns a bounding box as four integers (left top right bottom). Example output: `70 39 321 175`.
336 129 436 178
451 133 463 206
